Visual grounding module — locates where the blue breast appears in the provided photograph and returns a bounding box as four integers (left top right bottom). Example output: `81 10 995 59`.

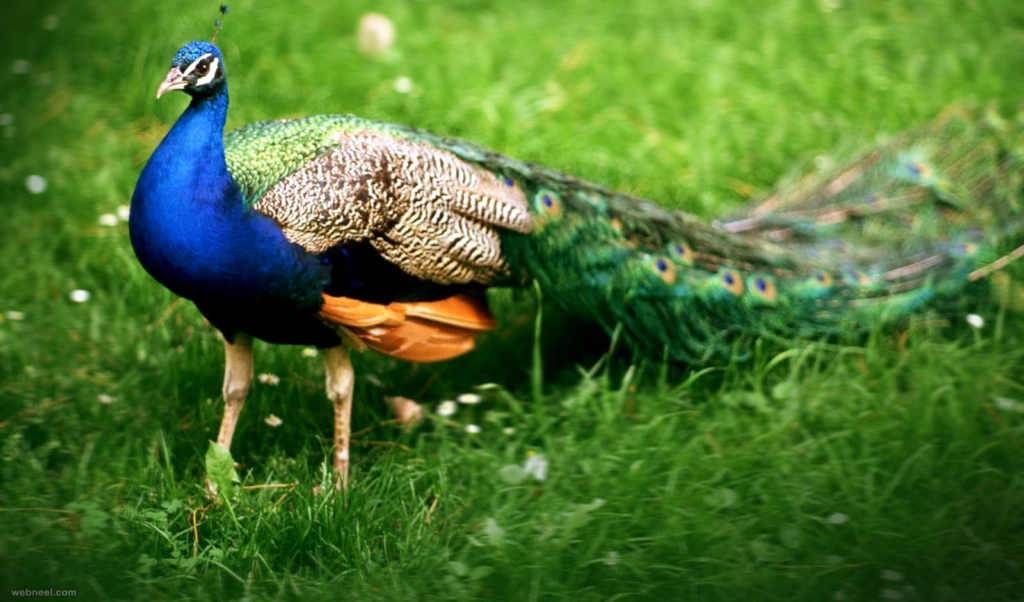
130 86 337 346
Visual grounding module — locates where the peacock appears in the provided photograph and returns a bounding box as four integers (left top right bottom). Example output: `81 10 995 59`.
130 38 1024 492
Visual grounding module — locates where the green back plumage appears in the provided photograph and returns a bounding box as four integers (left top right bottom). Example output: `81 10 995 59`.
226 115 418 205
224 107 1024 363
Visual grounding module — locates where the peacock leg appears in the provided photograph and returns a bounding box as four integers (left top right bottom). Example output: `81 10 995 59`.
322 346 355 491
207 332 253 495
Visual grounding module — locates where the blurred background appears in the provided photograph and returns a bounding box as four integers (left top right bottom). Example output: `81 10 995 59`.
1 0 1023 599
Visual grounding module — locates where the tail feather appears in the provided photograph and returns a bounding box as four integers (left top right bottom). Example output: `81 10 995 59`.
466 105 1024 362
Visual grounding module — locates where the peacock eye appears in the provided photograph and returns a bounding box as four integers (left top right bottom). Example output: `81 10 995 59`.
195 62 209 76
717 268 745 296
650 256 676 284
533 188 562 220
747 274 777 302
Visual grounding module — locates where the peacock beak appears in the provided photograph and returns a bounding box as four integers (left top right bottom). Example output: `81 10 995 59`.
156 66 187 99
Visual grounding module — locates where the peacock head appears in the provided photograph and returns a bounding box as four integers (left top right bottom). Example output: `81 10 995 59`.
157 41 226 99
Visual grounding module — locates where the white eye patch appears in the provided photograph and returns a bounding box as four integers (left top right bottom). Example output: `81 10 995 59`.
194 57 220 86
181 53 220 86
180 53 212 77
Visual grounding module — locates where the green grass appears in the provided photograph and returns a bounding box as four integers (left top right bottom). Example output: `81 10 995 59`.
2 0 1024 599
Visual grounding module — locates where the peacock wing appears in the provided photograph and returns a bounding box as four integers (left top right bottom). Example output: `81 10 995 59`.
224 116 533 286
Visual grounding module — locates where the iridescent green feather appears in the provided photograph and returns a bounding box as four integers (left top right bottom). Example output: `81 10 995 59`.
493 106 1023 361
225 115 420 205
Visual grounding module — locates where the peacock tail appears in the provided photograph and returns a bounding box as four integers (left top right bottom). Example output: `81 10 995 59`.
223 107 1024 363
501 105 1024 362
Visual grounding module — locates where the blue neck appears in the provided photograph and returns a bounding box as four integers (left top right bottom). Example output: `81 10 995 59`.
129 84 242 301
129 82 331 344
149 85 233 203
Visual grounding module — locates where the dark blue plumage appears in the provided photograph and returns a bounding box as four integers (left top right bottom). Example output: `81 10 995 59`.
321 241 482 304
131 40 519 492
130 41 336 346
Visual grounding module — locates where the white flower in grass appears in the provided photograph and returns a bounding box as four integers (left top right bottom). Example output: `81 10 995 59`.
966 314 984 329
602 551 619 566
880 589 904 600
436 400 457 416
69 289 90 303
482 517 505 546
116 205 130 221
881 570 903 582
25 175 47 194
464 424 480 434
99 213 118 227
524 452 548 481
97 394 115 405
457 393 481 405
394 76 413 94
5 311 24 321
11 60 30 74
498 464 526 484
265 414 283 428
301 347 318 357
258 373 280 386
43 15 60 30
827 512 848 525
357 13 395 56
993 397 1024 413
502 427 515 435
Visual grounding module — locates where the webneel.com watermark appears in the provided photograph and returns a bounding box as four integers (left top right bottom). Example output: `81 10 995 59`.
10 589 77 597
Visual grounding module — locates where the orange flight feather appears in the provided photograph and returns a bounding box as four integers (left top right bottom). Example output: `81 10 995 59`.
318 293 495 362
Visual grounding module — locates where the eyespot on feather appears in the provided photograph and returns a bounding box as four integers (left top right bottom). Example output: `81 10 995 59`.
844 270 872 286
607 218 640 248
718 268 745 296
651 256 676 285
668 240 694 266
954 242 978 256
905 160 933 179
747 274 777 302
811 271 834 287
533 188 562 219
